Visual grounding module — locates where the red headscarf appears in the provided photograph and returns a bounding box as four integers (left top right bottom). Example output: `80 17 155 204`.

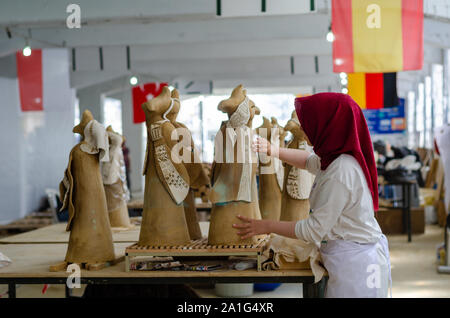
295 92 379 211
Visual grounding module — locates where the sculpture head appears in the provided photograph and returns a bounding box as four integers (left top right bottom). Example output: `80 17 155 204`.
141 86 177 124
271 117 287 147
106 125 123 148
73 110 94 138
166 88 181 123
218 84 259 127
256 116 273 139
284 110 310 144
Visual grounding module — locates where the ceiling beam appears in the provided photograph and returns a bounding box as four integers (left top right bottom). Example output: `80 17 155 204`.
5 14 330 49
0 0 215 27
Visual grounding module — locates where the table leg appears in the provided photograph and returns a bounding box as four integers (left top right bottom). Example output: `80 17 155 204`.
65 285 73 298
407 184 412 243
303 278 327 298
8 283 16 298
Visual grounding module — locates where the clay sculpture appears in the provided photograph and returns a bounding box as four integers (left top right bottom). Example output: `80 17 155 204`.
102 126 132 229
279 111 315 222
138 87 191 246
167 89 210 240
256 117 285 221
208 85 261 245
51 110 116 271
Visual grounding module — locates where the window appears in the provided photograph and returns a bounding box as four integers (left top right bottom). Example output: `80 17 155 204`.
103 97 123 135
74 98 80 142
407 91 416 148
432 64 444 128
171 93 297 163
425 76 432 148
416 82 425 147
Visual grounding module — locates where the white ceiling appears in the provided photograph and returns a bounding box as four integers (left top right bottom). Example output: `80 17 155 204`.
0 0 449 95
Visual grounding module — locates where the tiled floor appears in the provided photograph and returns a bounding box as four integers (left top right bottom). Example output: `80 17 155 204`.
1 225 449 298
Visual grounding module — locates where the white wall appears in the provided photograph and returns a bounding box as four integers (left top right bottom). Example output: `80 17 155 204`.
0 48 75 224
0 77 25 224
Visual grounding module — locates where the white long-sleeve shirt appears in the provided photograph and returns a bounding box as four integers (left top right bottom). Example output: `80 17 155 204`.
295 153 382 246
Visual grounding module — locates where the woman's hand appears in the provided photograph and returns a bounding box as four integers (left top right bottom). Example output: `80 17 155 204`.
232 215 271 240
252 137 278 157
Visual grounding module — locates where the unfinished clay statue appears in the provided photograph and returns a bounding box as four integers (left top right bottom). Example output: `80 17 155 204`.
271 117 287 148
166 89 210 240
101 126 132 229
138 87 191 246
256 117 285 221
51 110 115 271
279 111 315 222
208 84 261 245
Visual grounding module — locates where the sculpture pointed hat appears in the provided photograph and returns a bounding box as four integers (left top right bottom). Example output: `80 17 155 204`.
73 110 94 135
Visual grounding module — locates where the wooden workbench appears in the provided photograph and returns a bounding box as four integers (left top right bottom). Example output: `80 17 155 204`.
0 221 211 245
0 243 323 298
0 222 140 244
0 220 324 298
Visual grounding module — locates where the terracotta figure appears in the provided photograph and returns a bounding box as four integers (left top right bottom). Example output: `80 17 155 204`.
138 87 191 246
256 117 285 221
208 84 261 245
102 126 132 229
166 89 210 240
279 111 315 222
51 110 115 271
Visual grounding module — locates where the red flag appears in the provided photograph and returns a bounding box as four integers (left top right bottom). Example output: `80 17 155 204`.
348 72 399 109
132 82 168 124
16 49 43 112
332 0 423 73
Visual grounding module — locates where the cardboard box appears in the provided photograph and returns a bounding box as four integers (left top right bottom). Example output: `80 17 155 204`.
375 207 425 235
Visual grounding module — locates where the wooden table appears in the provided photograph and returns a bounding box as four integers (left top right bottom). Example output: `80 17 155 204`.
0 221 210 244
0 243 324 298
0 222 140 244
380 180 417 242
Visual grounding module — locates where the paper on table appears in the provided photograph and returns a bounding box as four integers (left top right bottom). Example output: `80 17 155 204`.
0 252 12 268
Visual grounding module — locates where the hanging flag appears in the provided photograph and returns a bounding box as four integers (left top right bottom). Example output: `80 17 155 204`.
347 72 398 109
16 49 43 112
332 0 423 73
131 82 168 124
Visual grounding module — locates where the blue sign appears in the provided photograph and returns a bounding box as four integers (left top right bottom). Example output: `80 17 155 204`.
362 98 405 134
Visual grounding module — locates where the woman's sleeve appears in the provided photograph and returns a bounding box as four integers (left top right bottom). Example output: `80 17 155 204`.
305 153 321 175
294 178 351 244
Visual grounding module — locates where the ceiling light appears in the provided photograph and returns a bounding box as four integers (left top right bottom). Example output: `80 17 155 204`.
326 31 335 42
23 45 31 57
341 88 348 94
129 76 138 86
326 25 334 42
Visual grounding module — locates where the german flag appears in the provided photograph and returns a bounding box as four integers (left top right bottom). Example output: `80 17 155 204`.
347 72 399 109
332 0 423 73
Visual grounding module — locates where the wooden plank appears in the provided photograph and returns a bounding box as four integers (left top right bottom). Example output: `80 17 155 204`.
124 237 268 272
